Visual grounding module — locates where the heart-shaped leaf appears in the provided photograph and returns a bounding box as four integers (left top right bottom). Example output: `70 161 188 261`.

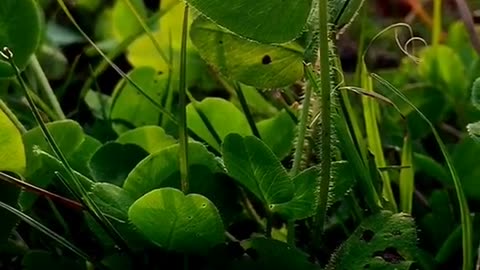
0 104 25 174
0 0 42 77
222 134 294 205
190 16 304 88
185 0 312 43
123 142 221 199
128 187 224 253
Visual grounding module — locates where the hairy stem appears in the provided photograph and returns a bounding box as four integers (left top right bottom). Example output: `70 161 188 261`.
313 0 332 242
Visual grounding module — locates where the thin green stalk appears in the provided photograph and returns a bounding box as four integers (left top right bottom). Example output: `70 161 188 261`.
233 82 261 138
29 55 65 119
0 201 107 270
432 0 442 47
121 0 172 67
1 48 133 256
312 0 333 241
399 134 414 214
178 5 190 193
287 65 314 245
0 99 26 133
372 73 473 270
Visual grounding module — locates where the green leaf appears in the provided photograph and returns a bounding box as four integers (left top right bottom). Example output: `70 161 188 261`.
19 151 95 210
110 67 167 134
128 187 224 253
329 0 365 27
123 141 221 198
271 161 355 220
67 135 102 177
418 46 468 102
233 238 317 270
88 142 149 186
116 125 177 154
185 0 311 43
190 16 304 88
23 120 85 176
22 251 85 270
86 182 147 250
187 98 252 151
112 0 147 42
0 0 42 77
326 211 418 270
270 166 317 220
126 0 205 88
0 106 25 174
467 121 480 142
84 90 111 120
222 134 294 205
258 110 296 160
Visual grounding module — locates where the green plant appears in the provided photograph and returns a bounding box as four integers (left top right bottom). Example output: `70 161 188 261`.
0 0 479 269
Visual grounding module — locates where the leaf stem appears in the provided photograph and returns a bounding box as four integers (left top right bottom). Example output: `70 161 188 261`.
29 55 65 120
179 5 190 193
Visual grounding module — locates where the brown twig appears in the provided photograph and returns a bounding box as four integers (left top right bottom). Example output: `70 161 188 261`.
453 0 480 55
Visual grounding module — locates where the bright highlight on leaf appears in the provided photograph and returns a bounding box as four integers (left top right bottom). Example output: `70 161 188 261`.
128 187 224 253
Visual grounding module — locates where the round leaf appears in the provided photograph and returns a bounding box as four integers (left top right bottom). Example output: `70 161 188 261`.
185 0 312 43
222 134 294 205
0 0 42 77
190 17 304 88
128 187 225 253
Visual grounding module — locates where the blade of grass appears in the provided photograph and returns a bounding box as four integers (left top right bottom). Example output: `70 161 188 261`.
179 4 190 193
371 72 473 270
361 63 397 212
121 0 172 68
1 48 133 256
399 134 414 214
0 201 104 269
432 0 442 48
55 0 177 124
233 81 261 139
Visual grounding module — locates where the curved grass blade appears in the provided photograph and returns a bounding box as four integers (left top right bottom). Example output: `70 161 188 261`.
0 201 102 268
1 48 133 256
371 72 473 270
55 0 177 124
